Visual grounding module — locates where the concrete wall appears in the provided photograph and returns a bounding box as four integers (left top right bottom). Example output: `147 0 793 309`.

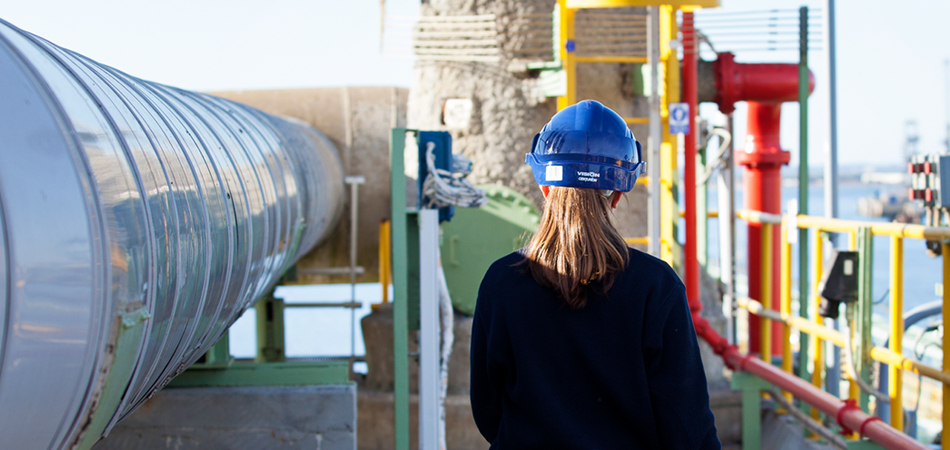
211 87 408 285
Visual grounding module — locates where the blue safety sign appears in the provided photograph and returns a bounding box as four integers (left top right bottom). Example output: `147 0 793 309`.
669 102 689 135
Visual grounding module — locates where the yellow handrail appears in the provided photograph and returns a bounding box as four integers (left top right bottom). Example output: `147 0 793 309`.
736 297 950 386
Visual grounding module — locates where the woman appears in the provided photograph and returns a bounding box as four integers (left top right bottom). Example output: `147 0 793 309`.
470 100 720 449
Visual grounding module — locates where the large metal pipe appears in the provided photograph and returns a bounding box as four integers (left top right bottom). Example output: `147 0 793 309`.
0 19 344 450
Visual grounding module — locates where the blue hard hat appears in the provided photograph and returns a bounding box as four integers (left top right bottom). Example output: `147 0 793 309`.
525 100 644 192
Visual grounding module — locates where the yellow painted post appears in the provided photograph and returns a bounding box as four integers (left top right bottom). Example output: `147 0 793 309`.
781 224 793 373
760 224 773 364
848 231 859 404
379 220 392 305
780 222 793 402
556 0 576 110
659 5 679 265
889 236 903 430
811 231 824 421
942 241 949 450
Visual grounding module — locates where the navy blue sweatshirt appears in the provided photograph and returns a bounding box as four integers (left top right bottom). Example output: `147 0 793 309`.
470 248 720 449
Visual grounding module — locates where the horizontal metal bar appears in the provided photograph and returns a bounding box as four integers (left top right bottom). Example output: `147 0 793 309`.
577 13 647 19
576 34 647 43
284 301 362 309
737 297 950 386
624 117 649 124
575 56 647 63
624 237 648 245
296 266 366 276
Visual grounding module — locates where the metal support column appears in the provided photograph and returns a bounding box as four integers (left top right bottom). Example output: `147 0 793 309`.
556 0 576 110
855 227 874 411
731 372 772 450
681 10 700 312
825 0 842 398
418 209 440 450
888 236 903 430
390 129 411 450
797 6 811 384
255 294 286 363
647 6 662 257
345 175 366 376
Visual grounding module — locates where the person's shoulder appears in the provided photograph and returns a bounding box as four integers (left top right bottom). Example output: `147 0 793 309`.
624 247 683 287
484 250 528 280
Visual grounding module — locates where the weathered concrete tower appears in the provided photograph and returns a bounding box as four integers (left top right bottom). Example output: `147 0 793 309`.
407 0 651 240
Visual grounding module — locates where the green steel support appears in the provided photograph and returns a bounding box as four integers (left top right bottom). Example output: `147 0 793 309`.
855 226 874 411
846 441 886 450
168 360 349 387
731 372 771 450
391 128 412 450
198 331 234 368
255 293 286 363
796 5 811 384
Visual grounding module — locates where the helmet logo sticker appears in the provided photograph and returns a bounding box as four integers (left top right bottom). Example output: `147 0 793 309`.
545 165 563 181
577 171 600 183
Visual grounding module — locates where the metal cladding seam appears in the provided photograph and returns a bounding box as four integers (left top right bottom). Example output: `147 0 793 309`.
0 19 344 450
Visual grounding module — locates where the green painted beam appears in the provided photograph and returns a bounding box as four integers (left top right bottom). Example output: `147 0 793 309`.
390 128 412 450
797 5 811 387
168 361 350 387
855 226 874 411
731 372 772 450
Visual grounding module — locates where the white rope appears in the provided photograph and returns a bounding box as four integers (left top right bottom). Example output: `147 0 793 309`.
422 142 488 209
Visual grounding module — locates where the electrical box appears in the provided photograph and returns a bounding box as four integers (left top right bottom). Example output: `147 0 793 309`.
817 250 859 319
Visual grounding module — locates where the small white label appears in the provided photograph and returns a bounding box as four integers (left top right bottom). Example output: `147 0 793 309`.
843 259 853 276
546 165 563 181
442 98 473 129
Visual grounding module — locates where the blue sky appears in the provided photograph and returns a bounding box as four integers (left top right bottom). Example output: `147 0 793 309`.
5 0 949 166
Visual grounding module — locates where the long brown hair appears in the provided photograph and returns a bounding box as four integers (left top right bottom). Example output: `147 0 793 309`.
523 186 629 308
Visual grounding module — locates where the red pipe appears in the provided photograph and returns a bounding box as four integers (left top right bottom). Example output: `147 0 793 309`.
682 12 700 314
713 52 814 355
739 102 789 356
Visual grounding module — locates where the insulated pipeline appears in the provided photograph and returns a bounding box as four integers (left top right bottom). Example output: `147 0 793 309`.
0 19 343 450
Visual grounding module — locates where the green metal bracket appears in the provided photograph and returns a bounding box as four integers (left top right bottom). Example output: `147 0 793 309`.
255 293 286 363
189 331 234 369
855 226 874 411
731 372 772 450
168 360 350 387
845 440 886 450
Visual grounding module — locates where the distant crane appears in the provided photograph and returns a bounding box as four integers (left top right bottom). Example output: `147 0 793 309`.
904 120 919 163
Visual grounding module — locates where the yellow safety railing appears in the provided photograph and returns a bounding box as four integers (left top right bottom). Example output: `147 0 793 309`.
737 209 950 445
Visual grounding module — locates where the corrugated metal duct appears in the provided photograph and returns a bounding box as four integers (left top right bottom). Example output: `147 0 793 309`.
0 19 344 450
